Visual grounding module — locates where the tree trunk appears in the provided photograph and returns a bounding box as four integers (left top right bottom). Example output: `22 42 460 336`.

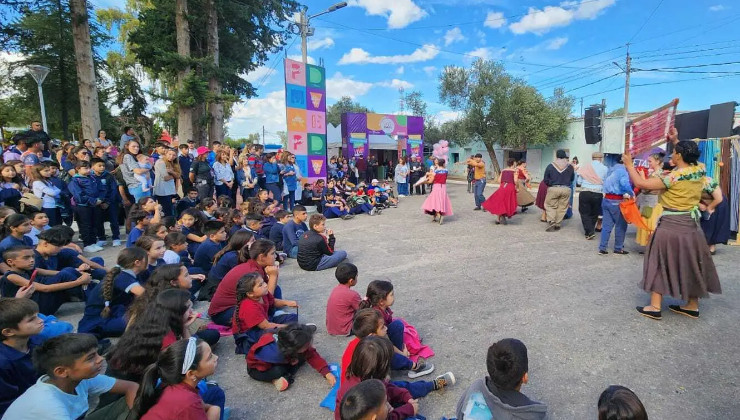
192 102 207 146
175 0 194 144
484 142 501 176
69 0 101 142
56 0 70 140
206 0 224 146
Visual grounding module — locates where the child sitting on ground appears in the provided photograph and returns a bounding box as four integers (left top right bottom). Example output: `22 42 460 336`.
200 230 253 301
198 197 218 220
258 204 277 238
127 338 222 420
597 385 648 420
246 323 335 392
232 272 298 353
0 298 45 416
358 280 433 379
225 209 245 237
175 188 200 218
0 214 33 261
341 309 450 398
145 223 168 240
268 210 290 251
326 262 361 336
282 206 308 258
126 210 150 248
77 247 148 340
244 213 264 239
163 232 190 266
455 338 547 420
178 208 206 258
335 336 419 420
192 221 227 275
339 379 389 420
134 154 152 192
24 212 50 245
323 191 354 220
297 214 348 271
3 333 139 420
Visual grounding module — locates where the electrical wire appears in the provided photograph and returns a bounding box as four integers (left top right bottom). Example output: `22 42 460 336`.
557 73 622 95
634 61 740 71
628 0 665 43
254 36 298 90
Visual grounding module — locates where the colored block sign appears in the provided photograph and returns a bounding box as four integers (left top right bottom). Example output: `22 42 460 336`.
287 131 308 155
286 84 307 109
286 60 306 86
307 110 325 134
308 134 326 155
306 87 326 112
306 64 325 89
309 156 327 177
286 108 307 132
294 155 308 179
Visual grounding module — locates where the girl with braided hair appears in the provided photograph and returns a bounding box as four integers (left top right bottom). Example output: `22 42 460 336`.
77 247 148 339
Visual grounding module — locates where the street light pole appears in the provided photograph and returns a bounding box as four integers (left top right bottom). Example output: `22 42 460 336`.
27 65 51 133
299 2 347 64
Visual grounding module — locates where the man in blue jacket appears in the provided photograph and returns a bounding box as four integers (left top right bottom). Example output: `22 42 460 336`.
90 158 121 248
67 161 102 253
599 157 634 255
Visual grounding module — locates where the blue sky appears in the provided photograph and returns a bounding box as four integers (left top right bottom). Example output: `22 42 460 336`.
88 0 739 143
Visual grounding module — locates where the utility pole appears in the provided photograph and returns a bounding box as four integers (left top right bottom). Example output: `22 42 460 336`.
622 45 632 148
299 2 347 64
599 98 606 153
262 125 265 146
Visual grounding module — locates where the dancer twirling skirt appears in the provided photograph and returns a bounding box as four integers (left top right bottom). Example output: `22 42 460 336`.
623 137 721 321
421 159 453 225
482 159 518 225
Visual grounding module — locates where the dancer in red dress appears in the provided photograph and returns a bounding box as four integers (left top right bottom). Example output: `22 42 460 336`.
482 158 518 225
421 159 453 225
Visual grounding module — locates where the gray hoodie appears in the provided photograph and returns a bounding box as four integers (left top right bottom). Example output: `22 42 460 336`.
455 377 548 420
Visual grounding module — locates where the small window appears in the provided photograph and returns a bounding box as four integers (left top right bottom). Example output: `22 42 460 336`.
451 152 460 164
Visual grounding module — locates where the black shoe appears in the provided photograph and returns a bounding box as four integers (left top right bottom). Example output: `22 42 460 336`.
501 216 507 225
473 207 481 211
668 305 699 319
554 224 561 230
545 224 557 232
598 250 608 255
614 250 629 255
636 306 662 320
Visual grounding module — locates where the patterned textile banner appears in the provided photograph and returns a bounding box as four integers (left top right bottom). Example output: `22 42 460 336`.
284 59 327 183
625 98 679 155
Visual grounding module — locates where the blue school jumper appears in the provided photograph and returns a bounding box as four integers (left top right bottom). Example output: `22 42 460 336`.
268 222 285 251
92 170 120 242
126 226 144 247
193 238 223 274
229 224 244 237
0 341 37 417
259 216 276 238
207 250 239 285
78 269 140 339
244 226 264 240
181 226 203 257
68 174 100 247
138 259 166 285
57 248 106 280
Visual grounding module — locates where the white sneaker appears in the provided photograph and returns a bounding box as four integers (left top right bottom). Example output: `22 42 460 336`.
83 245 102 253
398 194 406 197
95 240 107 248
112 240 122 247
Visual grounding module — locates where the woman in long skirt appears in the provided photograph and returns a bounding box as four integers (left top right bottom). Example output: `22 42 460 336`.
623 133 721 321
482 158 518 225
515 160 535 211
700 186 730 255
535 181 548 223
421 159 453 225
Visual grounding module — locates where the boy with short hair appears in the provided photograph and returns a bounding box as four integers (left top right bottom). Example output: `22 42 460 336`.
326 262 361 335
3 333 139 420
68 161 102 253
0 297 44 416
323 191 354 220
125 210 149 247
163 232 190 265
297 214 347 271
455 338 547 419
90 157 121 248
244 214 264 239
176 187 200 218
24 212 50 246
269 210 290 251
193 220 227 274
282 205 309 258
339 379 389 420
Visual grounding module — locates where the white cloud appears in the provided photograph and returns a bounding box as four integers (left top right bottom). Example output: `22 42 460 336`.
338 44 439 65
444 27 466 46
227 90 286 139
466 47 504 61
348 0 427 29
435 110 461 124
544 36 568 50
709 4 725 11
326 72 374 100
423 66 438 76
509 0 616 35
307 37 335 50
287 55 317 65
396 66 405 75
475 29 487 44
484 11 506 29
378 79 414 90
242 66 275 85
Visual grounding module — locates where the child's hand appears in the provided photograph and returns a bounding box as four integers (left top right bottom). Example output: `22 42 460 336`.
325 373 336 387
409 399 419 415
15 284 35 299
184 312 199 327
326 229 334 236
190 273 206 282
77 273 92 285
264 265 279 277
285 300 298 308
402 345 410 357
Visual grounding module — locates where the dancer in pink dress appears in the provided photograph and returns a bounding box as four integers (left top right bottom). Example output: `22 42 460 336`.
421 159 453 225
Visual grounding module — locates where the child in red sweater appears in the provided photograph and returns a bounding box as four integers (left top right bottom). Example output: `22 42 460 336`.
336 336 418 420
326 262 361 335
232 272 298 354
246 323 335 392
338 379 390 420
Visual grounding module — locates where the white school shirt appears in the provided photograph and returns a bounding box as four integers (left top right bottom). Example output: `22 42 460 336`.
32 180 61 209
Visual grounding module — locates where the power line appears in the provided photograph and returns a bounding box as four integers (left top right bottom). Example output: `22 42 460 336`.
634 61 740 71
637 69 740 75
628 0 665 43
631 73 740 88
559 73 622 95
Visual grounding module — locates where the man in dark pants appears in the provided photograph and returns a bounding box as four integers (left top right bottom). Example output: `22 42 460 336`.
366 155 378 183
576 152 608 240
409 156 426 195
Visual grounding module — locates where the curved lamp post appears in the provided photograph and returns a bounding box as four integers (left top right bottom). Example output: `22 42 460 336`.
27 65 51 132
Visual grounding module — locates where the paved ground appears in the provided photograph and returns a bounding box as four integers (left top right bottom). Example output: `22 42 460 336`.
57 182 740 419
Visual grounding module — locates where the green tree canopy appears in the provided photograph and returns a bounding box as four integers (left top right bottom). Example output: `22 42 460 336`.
326 96 373 126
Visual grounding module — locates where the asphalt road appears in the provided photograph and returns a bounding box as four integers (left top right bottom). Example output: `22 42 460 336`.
57 182 740 419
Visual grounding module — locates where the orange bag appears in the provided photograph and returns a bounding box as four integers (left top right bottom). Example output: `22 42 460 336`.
620 197 651 231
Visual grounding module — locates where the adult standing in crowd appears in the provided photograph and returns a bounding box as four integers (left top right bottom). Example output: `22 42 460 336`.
467 154 486 210
577 152 608 240
118 139 150 202
213 149 235 203
366 154 378 183
543 149 574 232
190 146 214 201
94 130 112 148
3 134 26 162
355 153 367 184
61 146 91 180
237 154 257 201
119 126 137 148
178 143 193 193
409 155 426 196
394 156 409 197
154 147 180 217
23 120 51 158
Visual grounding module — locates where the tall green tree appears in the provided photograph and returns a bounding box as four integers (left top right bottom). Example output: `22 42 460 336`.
70 0 101 141
439 59 574 174
403 90 444 146
326 96 373 126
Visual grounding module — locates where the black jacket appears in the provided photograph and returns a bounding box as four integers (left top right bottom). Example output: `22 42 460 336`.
297 230 336 271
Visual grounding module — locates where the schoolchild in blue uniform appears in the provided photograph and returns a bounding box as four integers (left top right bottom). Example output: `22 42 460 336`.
268 211 290 251
258 205 276 238
193 220 227 275
0 214 33 270
90 158 121 247
262 153 281 202
125 210 149 248
244 214 265 239
77 247 148 339
199 230 253 302
67 161 101 253
51 225 107 281
322 191 353 219
280 155 298 211
44 162 73 226
134 235 167 285
177 208 206 258
175 188 200 219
